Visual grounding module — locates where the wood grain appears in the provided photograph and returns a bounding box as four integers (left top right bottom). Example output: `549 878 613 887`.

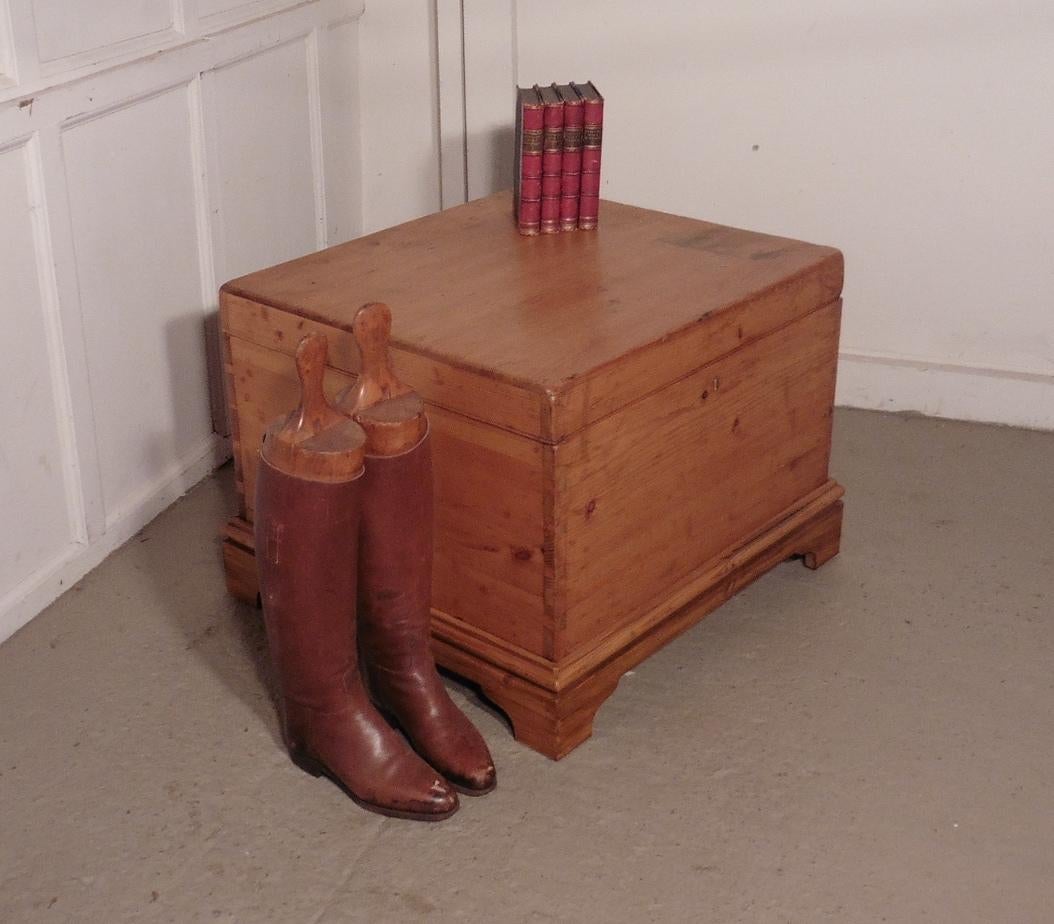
221 193 843 440
221 290 544 438
547 254 844 440
557 299 842 656
428 404 548 655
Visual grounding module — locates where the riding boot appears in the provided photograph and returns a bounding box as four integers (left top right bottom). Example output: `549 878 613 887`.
338 303 496 795
255 334 459 821
356 427 497 795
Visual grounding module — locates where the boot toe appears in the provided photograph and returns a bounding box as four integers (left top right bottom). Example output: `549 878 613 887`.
412 711 498 795
441 741 496 794
371 773 459 821
457 761 496 795
422 777 460 816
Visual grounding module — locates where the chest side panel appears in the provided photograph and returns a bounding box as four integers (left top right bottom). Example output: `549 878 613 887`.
557 300 841 658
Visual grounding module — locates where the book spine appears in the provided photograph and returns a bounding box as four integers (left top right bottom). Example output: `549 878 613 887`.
578 92 604 230
540 98 564 234
559 95 584 231
517 91 544 235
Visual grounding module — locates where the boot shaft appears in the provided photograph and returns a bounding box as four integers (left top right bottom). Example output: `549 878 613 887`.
256 457 363 710
357 431 435 664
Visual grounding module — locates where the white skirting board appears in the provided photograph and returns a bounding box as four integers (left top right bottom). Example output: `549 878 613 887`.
837 352 1054 432
0 436 230 645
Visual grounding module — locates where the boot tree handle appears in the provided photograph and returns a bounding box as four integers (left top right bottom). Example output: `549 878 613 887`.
336 302 426 455
291 333 347 439
344 302 414 412
261 332 366 480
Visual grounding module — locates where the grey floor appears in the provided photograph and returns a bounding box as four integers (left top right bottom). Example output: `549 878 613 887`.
2 409 1053 923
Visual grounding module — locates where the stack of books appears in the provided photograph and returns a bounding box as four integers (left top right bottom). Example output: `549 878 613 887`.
514 82 604 236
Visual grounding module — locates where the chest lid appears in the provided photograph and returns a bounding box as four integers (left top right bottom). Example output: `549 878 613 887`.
222 192 843 442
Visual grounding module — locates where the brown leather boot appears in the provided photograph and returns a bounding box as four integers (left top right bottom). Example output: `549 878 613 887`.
340 303 496 796
255 334 459 821
357 429 497 795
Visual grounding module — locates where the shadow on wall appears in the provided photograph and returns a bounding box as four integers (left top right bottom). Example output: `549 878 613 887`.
467 125 516 198
203 309 230 438
122 314 279 740
139 312 223 491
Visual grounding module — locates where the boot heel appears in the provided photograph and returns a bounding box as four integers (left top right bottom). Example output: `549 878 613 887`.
290 750 324 778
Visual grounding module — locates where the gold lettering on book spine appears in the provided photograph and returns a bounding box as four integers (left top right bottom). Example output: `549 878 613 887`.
583 125 602 147
523 129 543 155
543 129 563 151
563 127 583 150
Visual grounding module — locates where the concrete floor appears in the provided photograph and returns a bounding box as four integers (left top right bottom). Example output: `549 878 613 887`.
1 408 1052 923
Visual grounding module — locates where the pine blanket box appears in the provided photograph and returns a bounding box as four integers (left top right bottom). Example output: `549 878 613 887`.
220 192 845 759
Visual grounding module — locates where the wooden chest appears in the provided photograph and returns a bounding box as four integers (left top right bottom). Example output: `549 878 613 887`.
220 192 845 759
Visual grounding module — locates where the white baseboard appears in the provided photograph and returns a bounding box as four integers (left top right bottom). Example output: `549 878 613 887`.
0 434 231 645
837 351 1054 432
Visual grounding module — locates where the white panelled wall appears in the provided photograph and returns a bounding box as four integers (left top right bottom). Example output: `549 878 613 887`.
445 2 1054 429
4 1 1052 640
0 0 366 641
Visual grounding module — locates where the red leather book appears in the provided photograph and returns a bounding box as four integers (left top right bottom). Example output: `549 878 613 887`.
537 85 564 234
573 81 604 230
514 86 544 235
553 83 584 231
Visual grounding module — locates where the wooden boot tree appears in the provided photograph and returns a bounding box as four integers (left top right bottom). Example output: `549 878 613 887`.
261 332 365 481
336 302 427 456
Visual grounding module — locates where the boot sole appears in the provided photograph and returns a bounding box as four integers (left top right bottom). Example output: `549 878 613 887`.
291 751 459 822
450 779 497 797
